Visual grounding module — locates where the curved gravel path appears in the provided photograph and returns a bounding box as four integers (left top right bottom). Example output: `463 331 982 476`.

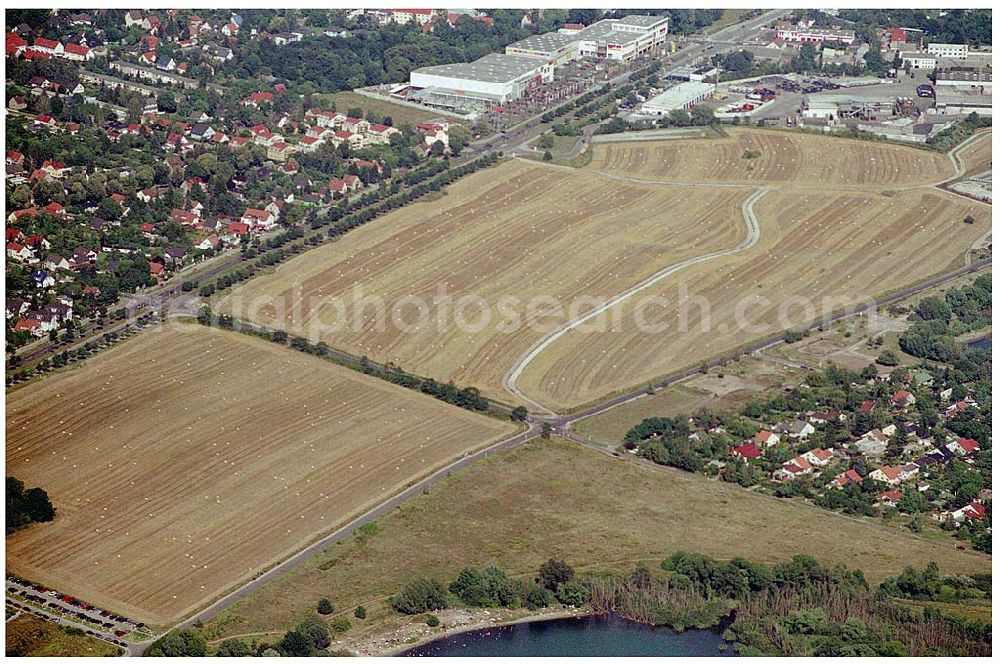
503 186 770 414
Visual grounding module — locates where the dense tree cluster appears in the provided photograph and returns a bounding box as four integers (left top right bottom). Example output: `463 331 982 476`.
227 10 566 93
6 477 55 534
926 113 992 152
390 578 449 614
146 629 207 657
880 562 990 603
900 275 991 362
587 552 989 656
837 9 992 46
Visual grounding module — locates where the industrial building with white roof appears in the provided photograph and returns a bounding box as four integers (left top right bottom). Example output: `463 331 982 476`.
407 14 669 111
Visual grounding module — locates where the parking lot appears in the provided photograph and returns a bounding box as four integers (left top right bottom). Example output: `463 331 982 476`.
714 70 943 123
6 574 148 645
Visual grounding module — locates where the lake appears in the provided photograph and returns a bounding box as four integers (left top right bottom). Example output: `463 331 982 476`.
968 336 991 350
400 613 733 657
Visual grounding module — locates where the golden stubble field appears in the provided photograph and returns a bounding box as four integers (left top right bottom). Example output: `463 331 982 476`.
955 129 992 176
215 129 985 412
518 187 989 408
585 127 956 187
215 159 751 405
5 326 515 626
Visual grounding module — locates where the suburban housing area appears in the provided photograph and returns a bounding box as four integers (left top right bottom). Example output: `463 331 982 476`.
4 6 993 659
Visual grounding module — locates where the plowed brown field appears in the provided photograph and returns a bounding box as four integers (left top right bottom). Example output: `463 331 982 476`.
5 326 514 626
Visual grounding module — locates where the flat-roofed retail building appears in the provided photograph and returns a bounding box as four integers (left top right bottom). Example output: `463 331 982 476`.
409 53 554 110
640 81 715 115
505 32 579 66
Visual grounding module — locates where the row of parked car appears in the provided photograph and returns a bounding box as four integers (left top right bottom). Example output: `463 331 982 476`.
7 599 132 649
6 574 143 637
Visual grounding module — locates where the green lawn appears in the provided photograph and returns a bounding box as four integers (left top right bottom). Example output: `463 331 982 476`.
318 91 460 128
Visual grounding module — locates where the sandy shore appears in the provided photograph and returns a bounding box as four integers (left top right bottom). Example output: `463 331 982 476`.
346 606 594 656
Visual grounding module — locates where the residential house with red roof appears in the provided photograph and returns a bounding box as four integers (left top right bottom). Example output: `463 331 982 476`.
170 209 198 226
243 91 274 107
829 468 863 488
224 221 250 242
774 456 814 480
331 130 364 150
43 201 66 217
63 43 93 61
367 123 400 145
305 108 343 127
22 48 52 60
7 242 33 262
943 500 987 524
267 141 294 162
891 389 915 407
876 490 903 507
731 443 762 459
240 208 276 229
249 125 280 145
868 464 904 486
13 318 43 335
802 447 834 467
753 430 780 447
40 160 66 176
197 234 221 251
7 207 37 223
948 437 980 457
33 37 63 56
298 135 322 153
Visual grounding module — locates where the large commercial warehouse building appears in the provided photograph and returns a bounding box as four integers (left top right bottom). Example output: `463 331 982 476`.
640 81 715 115
408 13 668 111
571 14 671 61
504 31 579 66
505 14 670 64
408 53 553 110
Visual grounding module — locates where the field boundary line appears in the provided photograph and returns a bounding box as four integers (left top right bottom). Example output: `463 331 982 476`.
556 257 991 427
502 186 770 415
946 128 991 181
162 424 540 649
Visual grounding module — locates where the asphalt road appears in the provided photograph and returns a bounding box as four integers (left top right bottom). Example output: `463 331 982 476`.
154 424 541 651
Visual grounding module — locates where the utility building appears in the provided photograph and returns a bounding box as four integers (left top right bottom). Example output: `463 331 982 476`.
640 81 715 115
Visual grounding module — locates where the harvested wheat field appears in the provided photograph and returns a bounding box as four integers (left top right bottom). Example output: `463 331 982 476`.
956 129 992 176
5 325 514 627
518 188 989 409
586 128 955 187
215 159 751 405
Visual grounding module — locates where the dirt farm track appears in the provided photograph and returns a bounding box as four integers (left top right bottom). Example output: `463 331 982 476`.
219 129 990 412
5 326 514 626
216 160 753 408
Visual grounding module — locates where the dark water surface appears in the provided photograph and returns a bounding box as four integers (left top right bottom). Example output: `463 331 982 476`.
400 613 733 657
968 336 992 350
